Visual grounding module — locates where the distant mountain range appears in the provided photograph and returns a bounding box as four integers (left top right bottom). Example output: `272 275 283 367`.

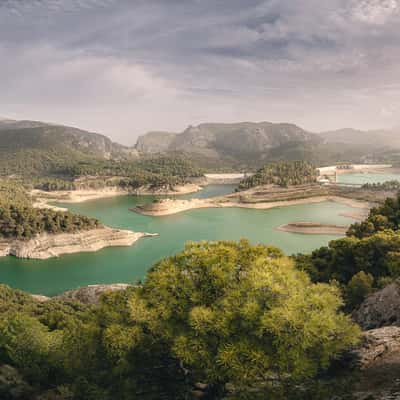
135 122 400 168
0 118 399 174
319 128 400 148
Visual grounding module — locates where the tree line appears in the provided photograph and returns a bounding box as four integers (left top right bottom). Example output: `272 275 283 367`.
238 161 318 189
0 180 100 239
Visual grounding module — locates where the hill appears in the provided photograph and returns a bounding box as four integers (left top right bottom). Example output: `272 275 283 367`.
0 120 137 176
135 122 321 168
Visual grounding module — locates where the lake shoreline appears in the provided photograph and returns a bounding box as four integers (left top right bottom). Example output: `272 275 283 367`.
132 195 371 217
0 227 158 260
31 183 203 209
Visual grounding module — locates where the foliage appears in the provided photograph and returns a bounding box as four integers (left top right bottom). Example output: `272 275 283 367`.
295 193 400 309
347 194 400 238
361 180 400 191
0 181 100 239
238 161 317 189
346 271 374 310
0 180 31 206
130 240 360 397
0 241 360 399
0 204 100 239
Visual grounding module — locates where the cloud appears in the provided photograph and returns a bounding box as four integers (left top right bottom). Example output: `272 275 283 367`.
0 0 400 142
351 0 399 24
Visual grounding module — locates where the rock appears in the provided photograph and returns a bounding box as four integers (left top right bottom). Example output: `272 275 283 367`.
31 294 51 302
353 284 400 330
350 327 400 400
352 327 400 369
0 228 155 260
55 283 132 304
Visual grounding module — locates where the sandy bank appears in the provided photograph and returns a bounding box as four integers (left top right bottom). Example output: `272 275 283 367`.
205 173 251 184
132 195 371 217
31 183 202 207
277 222 348 235
0 227 158 260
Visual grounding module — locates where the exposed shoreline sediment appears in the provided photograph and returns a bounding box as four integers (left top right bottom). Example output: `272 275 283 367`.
0 227 158 260
132 195 372 217
31 183 203 208
277 222 349 235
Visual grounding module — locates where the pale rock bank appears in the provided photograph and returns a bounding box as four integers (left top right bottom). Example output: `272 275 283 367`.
31 283 133 304
56 283 133 304
0 227 157 260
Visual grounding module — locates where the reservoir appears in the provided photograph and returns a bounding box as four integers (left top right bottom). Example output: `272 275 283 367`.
0 185 361 295
337 172 400 185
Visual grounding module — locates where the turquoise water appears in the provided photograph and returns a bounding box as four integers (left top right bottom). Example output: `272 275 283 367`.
0 186 359 295
337 172 400 185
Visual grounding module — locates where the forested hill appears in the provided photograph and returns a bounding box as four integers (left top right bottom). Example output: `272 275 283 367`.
0 180 100 239
238 161 318 189
0 120 137 176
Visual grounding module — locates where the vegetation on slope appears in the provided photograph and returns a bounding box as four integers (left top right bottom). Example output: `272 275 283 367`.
0 180 100 239
0 240 359 399
295 193 400 309
238 160 317 189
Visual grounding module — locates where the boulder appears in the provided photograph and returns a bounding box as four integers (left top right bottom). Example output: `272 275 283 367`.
353 283 400 330
350 327 400 399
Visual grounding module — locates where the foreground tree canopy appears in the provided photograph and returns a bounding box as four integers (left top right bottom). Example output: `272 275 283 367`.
0 240 359 399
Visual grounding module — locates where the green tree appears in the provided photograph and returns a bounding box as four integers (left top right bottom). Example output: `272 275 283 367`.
129 240 360 398
346 271 374 310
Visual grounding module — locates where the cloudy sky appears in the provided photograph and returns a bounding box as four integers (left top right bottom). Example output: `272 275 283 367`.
1 0 399 144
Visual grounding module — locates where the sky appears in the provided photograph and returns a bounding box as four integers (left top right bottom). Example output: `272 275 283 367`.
0 0 399 145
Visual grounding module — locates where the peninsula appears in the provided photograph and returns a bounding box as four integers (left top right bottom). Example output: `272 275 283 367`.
133 161 397 217
132 183 383 217
0 180 157 259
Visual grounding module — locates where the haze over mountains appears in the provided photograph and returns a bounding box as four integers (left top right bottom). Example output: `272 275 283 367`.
1 118 399 172
319 128 400 148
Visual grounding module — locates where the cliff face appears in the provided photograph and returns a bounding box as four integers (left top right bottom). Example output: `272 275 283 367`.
135 122 319 166
0 228 154 260
353 284 400 330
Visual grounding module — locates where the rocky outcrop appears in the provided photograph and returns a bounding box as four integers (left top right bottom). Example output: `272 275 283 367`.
350 327 400 400
0 228 157 260
353 283 400 330
352 327 400 369
55 283 132 304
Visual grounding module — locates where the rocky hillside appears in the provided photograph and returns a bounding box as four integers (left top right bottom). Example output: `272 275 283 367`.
135 122 321 167
0 119 136 160
0 120 138 176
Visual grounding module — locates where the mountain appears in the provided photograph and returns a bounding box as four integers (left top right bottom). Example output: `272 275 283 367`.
135 131 177 154
0 120 135 159
319 128 400 148
135 122 320 168
0 120 138 176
